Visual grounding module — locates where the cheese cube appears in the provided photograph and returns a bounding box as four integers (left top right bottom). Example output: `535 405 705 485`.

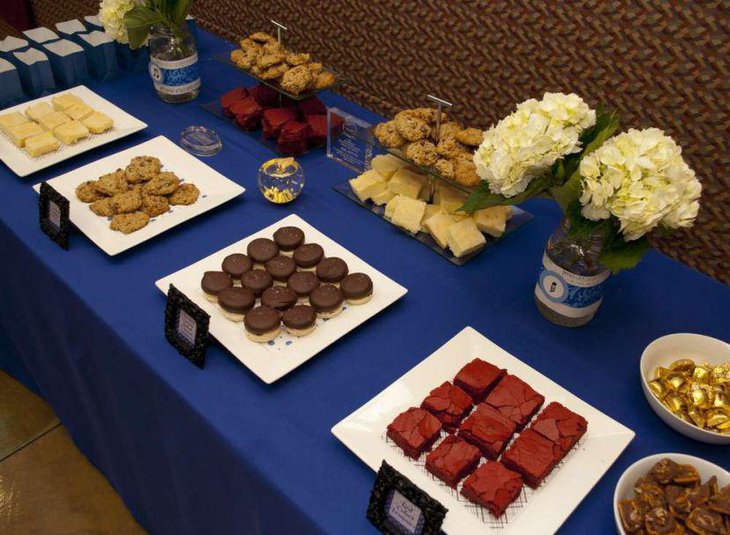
439 185 468 213
24 131 60 157
384 195 405 220
81 111 113 133
66 102 95 121
370 153 405 179
349 169 386 202
446 218 486 257
420 204 443 232
7 121 44 147
38 111 71 131
371 188 395 206
51 93 84 111
388 167 425 199
425 212 460 249
0 112 29 135
391 196 426 234
473 206 512 237
25 101 54 122
54 120 89 145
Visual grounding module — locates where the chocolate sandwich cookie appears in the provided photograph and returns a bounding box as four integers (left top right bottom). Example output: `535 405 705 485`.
201 271 233 302
309 284 345 318
261 286 298 311
340 273 373 304
293 243 324 271
241 269 273 296
273 226 305 255
316 257 349 284
222 253 253 281
217 287 256 322
287 271 320 300
244 306 281 343
247 238 279 265
282 305 317 337
264 255 297 283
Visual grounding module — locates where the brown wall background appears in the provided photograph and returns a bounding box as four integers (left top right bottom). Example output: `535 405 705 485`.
20 0 730 283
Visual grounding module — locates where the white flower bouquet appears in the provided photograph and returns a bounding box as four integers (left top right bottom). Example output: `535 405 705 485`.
99 0 194 48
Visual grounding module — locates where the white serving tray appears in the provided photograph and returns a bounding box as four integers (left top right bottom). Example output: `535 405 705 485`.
33 135 245 255
1 85 147 177
155 214 408 383
332 326 635 534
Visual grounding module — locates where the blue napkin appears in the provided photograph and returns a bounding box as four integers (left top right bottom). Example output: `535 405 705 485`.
0 36 29 62
55 19 88 39
12 49 56 98
43 39 89 88
83 15 104 32
77 31 119 82
116 43 149 72
0 58 25 109
22 27 60 46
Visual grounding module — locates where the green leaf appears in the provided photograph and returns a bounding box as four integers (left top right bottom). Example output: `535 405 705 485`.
125 6 164 48
171 0 193 26
599 235 650 273
459 175 553 214
564 200 614 241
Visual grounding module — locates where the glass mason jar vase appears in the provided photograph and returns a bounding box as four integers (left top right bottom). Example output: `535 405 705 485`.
148 23 200 103
534 217 610 327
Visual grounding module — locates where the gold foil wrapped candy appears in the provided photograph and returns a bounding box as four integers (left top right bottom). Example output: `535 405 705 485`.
651 358 730 434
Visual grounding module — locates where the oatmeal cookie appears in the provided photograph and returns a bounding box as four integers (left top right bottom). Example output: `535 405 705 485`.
94 169 128 196
436 136 469 160
142 195 169 217
286 52 310 66
231 48 259 70
395 114 430 142
75 180 103 203
404 140 438 167
456 127 483 147
307 62 323 74
264 41 285 54
434 159 455 179
257 53 285 69
374 121 405 148
260 63 289 80
438 122 463 140
89 197 116 217
143 172 180 195
250 32 275 43
110 212 150 234
110 189 142 214
125 156 161 183
239 38 261 51
280 65 313 95
313 71 336 90
454 159 480 187
169 183 200 205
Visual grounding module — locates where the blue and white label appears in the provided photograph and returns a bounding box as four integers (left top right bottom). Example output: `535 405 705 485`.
47 200 61 230
177 309 197 347
385 490 424 535
535 253 609 319
149 53 200 96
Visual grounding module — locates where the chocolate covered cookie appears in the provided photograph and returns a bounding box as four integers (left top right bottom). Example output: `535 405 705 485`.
261 286 298 311
309 284 345 318
273 226 305 253
217 287 255 322
282 305 317 337
265 255 297 283
222 253 253 281
293 243 324 270
247 238 279 265
340 273 373 304
287 271 320 300
201 271 233 301
244 306 281 343
241 269 273 296
316 257 349 284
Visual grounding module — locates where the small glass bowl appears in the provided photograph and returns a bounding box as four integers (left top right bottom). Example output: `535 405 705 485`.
180 126 222 157
257 157 304 204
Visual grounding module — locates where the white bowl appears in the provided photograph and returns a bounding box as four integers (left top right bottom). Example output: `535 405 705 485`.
613 453 730 534
640 333 730 445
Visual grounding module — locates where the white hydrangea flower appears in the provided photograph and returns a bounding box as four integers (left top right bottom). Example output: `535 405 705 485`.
473 92 596 197
579 128 701 241
99 0 144 45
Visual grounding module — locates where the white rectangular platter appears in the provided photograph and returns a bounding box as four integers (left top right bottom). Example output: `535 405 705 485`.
155 214 408 384
1 85 147 177
33 135 245 255
332 326 635 534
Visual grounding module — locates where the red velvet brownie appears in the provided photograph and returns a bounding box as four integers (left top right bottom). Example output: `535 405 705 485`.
530 402 588 458
501 428 561 488
461 461 523 517
232 97 264 130
297 96 327 118
262 108 296 140
387 407 442 459
420 381 473 431
453 358 506 402
277 121 312 155
425 435 481 488
458 403 517 459
484 374 545 429
305 114 344 146
220 87 248 116
248 84 282 109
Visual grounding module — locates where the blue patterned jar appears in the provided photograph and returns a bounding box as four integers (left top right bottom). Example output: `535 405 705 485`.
148 23 200 104
534 217 610 327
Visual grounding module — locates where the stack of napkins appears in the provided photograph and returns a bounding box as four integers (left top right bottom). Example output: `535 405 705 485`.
0 36 29 62
43 39 89 87
55 19 88 39
77 31 119 81
12 48 55 98
22 27 60 46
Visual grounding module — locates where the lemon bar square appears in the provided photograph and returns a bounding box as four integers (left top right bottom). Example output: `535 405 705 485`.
25 101 54 122
24 131 60 157
391 196 427 234
51 93 84 111
66 102 95 121
446 218 486 257
0 112 30 135
7 121 44 147
54 120 90 145
81 111 113 134
38 111 71 131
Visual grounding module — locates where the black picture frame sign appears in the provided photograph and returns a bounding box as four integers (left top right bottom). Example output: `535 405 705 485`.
367 461 447 535
164 284 210 368
38 182 70 249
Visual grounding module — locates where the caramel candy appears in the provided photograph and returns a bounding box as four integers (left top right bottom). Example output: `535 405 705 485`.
651 459 680 485
673 464 701 486
686 506 725 534
649 380 667 399
665 485 691 518
618 499 645 533
708 485 730 515
670 358 696 372
644 506 683 534
711 363 730 385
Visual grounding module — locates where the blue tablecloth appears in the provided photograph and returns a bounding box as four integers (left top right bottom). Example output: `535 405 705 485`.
1 30 728 534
